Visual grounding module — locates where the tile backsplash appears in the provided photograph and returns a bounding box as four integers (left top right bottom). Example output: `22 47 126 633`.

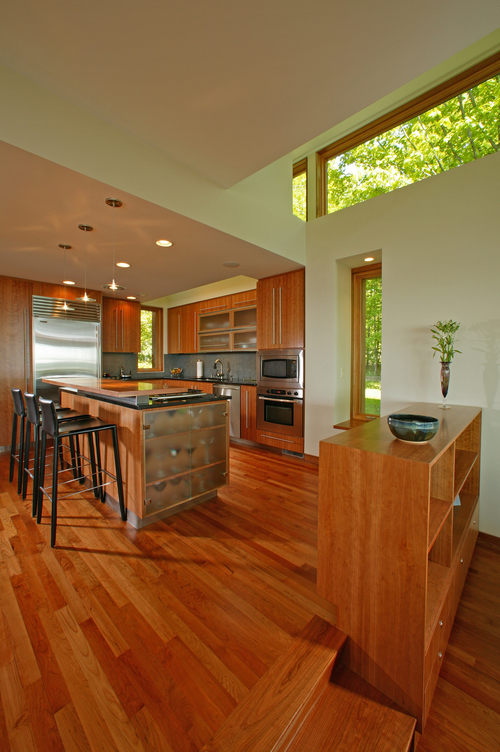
102 351 257 382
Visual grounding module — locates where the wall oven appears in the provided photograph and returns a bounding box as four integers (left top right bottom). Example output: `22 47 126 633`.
257 348 304 390
256 386 304 438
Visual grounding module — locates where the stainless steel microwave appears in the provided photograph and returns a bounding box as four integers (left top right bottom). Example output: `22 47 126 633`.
257 348 304 390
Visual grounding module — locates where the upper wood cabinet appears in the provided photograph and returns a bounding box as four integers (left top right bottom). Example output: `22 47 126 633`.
257 269 304 350
197 296 232 314
231 290 257 308
0 275 32 448
102 297 141 353
167 290 257 354
167 303 199 354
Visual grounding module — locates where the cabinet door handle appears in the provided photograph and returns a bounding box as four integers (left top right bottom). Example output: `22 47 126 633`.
272 288 276 345
113 309 118 349
23 308 29 390
279 286 282 344
261 433 294 444
246 391 249 428
120 309 124 349
178 314 181 351
199 303 227 312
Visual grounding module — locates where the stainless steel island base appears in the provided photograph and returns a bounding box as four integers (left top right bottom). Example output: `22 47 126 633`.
59 391 229 526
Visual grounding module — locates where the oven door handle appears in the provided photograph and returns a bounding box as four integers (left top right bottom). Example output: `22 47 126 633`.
258 396 302 404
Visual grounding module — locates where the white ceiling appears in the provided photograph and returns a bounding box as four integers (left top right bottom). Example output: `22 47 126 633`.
1 1 499 300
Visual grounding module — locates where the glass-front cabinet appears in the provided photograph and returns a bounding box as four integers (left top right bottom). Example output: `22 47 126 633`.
143 401 229 517
198 305 257 352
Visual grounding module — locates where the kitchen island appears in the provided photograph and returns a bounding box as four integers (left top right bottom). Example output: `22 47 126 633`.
43 378 229 527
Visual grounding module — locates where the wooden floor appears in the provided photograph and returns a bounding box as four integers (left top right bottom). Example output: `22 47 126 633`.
0 443 498 751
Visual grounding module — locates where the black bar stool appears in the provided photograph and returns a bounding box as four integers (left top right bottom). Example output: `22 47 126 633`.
37 397 127 547
22 393 92 517
9 388 26 494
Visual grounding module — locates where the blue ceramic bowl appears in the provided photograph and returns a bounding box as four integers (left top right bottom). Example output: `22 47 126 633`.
387 413 439 442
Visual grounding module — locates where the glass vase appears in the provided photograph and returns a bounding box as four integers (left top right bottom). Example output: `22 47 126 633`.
440 361 451 409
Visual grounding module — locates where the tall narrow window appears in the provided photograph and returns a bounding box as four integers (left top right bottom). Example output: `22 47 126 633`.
293 158 307 221
352 264 382 419
138 305 163 371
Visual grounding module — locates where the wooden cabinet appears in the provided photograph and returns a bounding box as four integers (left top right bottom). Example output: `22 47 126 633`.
0 276 32 448
240 385 258 442
167 303 198 354
198 305 257 353
257 269 304 349
231 290 257 308
198 296 232 314
102 297 141 353
167 291 257 354
317 403 481 733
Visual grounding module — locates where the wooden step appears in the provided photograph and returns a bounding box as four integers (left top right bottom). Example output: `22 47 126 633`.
200 615 348 752
287 664 417 752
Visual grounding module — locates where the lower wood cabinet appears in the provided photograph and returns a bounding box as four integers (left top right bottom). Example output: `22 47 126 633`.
240 385 258 442
255 428 304 454
317 402 481 733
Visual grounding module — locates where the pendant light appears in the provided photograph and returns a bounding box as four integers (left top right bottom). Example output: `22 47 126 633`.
102 197 125 291
76 224 96 302
58 244 74 311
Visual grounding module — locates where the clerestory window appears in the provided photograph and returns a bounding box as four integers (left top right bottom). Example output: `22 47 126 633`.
317 52 500 217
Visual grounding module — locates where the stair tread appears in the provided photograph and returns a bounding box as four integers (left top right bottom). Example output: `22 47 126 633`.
287 664 416 752
200 615 347 752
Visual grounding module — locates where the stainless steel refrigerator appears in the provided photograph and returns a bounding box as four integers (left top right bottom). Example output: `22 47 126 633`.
32 296 101 401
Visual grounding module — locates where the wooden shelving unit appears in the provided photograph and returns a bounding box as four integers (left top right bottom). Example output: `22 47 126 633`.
317 402 481 733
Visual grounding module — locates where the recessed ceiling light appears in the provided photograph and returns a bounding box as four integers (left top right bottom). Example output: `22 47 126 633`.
223 261 240 268
116 262 130 267
127 296 137 300
156 239 173 247
365 257 374 262
63 280 76 285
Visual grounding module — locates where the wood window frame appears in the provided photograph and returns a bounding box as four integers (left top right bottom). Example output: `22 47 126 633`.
316 50 500 217
351 263 381 421
293 157 308 221
138 305 164 372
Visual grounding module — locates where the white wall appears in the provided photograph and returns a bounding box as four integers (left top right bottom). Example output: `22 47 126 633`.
305 151 500 537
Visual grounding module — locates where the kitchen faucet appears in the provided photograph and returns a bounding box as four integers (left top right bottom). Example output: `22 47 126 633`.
214 359 224 379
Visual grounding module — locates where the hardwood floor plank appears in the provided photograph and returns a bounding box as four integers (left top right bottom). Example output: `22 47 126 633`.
55 605 145 752
0 660 37 752
25 678 65 752
0 562 41 687
54 702 92 752
9 571 71 714
130 706 175 752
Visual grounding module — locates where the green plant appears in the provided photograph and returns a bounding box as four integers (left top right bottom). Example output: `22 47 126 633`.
431 320 461 362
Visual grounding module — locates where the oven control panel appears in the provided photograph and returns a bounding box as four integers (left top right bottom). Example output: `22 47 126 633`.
257 387 303 400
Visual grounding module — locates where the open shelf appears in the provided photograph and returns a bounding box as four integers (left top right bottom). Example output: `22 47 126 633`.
452 492 478 558
426 561 451 644
428 497 453 553
454 450 478 497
